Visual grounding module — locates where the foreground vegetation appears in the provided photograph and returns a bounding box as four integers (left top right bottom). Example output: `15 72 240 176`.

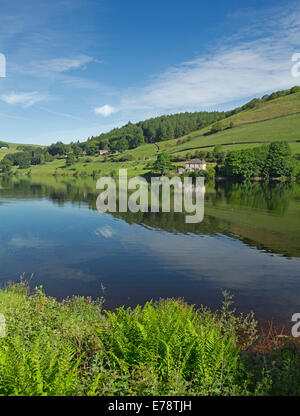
0 282 299 396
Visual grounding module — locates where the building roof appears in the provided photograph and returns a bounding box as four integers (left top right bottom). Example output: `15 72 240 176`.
186 159 206 164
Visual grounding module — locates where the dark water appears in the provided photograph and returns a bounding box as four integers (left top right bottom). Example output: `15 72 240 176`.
0 176 300 326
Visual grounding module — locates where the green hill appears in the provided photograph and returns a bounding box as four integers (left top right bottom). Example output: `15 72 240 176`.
158 91 300 156
3 89 300 176
0 142 42 161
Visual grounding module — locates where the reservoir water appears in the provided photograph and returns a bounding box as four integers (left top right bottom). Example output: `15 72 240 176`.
0 176 299 326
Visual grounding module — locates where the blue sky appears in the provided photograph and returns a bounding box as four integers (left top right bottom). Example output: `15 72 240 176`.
0 0 299 145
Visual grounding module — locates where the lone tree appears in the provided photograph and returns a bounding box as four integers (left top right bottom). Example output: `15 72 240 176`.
66 153 76 167
263 142 296 178
153 152 172 174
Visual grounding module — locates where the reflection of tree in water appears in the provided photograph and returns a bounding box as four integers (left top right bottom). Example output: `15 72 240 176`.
1 176 299 216
0 177 98 211
1 176 300 257
214 180 299 215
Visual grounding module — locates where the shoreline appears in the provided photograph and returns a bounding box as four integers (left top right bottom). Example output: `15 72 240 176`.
1 171 299 182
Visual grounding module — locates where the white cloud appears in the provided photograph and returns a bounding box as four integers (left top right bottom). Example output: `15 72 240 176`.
121 6 300 112
36 55 101 73
93 104 118 117
1 91 47 107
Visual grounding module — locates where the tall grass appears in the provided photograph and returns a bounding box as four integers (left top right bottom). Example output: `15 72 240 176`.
0 282 299 396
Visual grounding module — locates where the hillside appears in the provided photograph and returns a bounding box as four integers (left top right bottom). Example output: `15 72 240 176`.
158 91 300 156
160 113 300 157
0 142 42 161
2 89 300 176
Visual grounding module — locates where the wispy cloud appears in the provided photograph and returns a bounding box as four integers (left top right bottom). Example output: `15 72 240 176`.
1 91 48 108
31 55 102 74
121 6 300 112
38 106 83 121
93 104 118 117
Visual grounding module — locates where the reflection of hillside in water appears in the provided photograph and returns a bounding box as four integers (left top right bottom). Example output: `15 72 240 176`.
1 176 300 258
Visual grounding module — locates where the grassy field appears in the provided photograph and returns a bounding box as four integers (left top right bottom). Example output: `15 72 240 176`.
14 157 150 177
159 113 300 156
162 91 300 144
0 281 300 396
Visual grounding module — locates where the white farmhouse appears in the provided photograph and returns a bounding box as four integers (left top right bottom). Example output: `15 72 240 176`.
178 158 206 174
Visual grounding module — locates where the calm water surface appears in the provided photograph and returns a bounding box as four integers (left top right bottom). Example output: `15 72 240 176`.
0 176 299 325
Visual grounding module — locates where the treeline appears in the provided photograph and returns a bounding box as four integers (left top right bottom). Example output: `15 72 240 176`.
16 145 37 152
86 112 226 152
218 142 299 179
43 112 227 157
0 148 52 172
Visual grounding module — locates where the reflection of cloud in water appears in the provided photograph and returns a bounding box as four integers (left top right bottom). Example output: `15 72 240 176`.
9 235 52 249
40 266 98 282
121 231 300 290
95 226 115 238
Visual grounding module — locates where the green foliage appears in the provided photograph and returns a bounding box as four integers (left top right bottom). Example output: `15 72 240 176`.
221 142 297 179
290 86 300 94
152 152 173 174
66 154 76 167
3 148 49 170
101 299 240 394
0 158 13 173
16 145 36 152
225 86 300 117
210 121 223 134
0 283 299 396
263 142 296 178
213 144 223 154
71 143 83 158
110 137 129 153
190 166 215 181
85 141 98 156
48 141 68 156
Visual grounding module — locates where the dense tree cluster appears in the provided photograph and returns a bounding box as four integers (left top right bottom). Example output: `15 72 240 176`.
0 158 13 173
152 153 173 174
16 145 36 152
48 141 68 156
219 142 298 179
2 148 52 170
80 112 225 154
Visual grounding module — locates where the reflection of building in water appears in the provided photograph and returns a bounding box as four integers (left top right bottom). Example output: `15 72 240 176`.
178 159 206 174
182 184 206 197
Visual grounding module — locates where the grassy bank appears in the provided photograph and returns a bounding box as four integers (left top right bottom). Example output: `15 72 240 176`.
0 282 299 396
